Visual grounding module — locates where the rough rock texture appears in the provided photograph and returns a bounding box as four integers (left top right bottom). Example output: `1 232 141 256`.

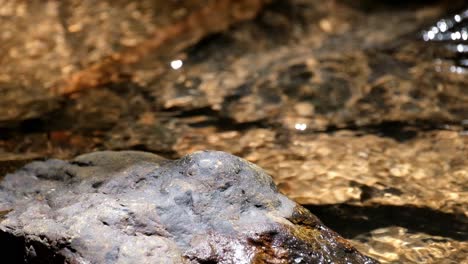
0 150 377 264
1 1 467 263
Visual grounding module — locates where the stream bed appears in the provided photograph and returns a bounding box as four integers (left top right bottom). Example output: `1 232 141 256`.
0 0 467 263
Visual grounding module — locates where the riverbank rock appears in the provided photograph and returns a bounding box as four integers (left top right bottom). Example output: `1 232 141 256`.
0 150 377 264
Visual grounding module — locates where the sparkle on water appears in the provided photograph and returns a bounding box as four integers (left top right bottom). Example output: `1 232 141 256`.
170 59 183 70
294 123 307 131
421 8 468 74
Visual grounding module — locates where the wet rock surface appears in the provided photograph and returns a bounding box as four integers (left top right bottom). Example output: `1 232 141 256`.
0 0 467 263
0 150 377 264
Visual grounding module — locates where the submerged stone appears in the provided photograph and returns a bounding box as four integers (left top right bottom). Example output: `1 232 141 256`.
0 150 377 264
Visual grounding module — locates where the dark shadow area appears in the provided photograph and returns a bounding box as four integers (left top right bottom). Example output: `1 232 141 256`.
305 204 468 241
169 106 270 131
0 231 67 264
0 231 25 264
360 121 424 142
338 0 460 12
319 120 458 142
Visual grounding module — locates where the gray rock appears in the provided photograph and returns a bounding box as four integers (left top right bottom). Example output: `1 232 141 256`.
0 150 377 263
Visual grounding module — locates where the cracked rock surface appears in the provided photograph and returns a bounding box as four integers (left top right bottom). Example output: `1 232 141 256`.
0 150 377 264
0 1 467 263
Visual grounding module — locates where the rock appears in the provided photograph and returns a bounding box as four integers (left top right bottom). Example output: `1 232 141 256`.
1 1 467 263
173 127 468 263
0 150 377 264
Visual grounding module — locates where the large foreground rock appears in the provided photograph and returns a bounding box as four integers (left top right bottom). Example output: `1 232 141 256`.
0 150 377 263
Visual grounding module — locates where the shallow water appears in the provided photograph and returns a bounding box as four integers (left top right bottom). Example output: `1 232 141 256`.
0 0 467 263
